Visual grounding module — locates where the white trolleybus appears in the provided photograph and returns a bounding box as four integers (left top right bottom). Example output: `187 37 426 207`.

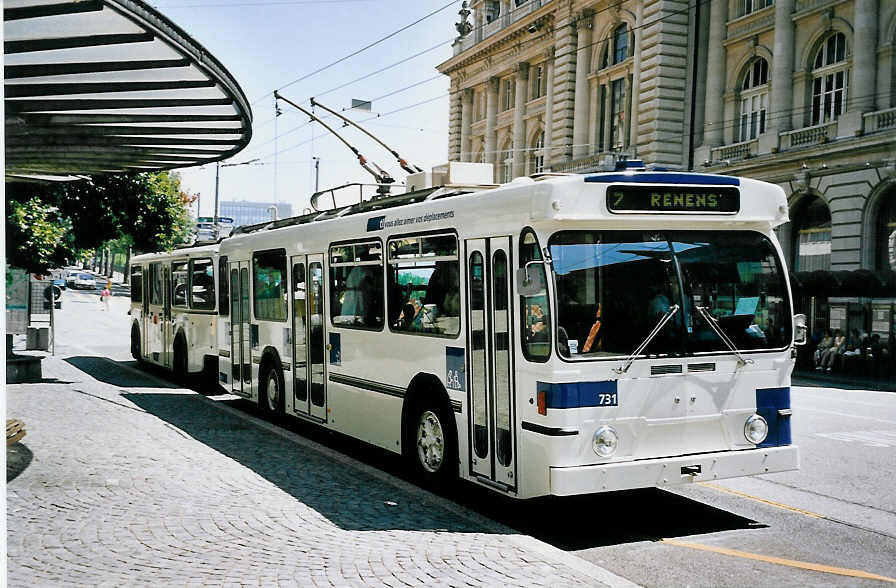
213 161 803 499
130 243 224 383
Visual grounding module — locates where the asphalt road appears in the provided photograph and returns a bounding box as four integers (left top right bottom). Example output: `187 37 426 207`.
32 286 896 586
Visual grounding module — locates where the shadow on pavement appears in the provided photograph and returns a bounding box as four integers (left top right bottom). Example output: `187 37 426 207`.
7 443 33 483
65 357 178 389
123 392 485 533
123 391 761 546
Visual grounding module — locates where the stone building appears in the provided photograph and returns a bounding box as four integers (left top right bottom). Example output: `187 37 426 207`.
438 0 896 356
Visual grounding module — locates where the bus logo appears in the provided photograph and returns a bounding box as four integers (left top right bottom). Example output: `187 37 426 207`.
367 216 386 232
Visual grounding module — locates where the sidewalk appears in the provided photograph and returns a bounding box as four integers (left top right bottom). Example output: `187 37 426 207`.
6 355 637 587
792 369 896 392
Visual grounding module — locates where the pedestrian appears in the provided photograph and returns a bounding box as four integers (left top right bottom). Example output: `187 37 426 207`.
100 285 111 312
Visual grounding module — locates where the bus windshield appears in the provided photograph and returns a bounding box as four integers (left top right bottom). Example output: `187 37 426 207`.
549 230 791 359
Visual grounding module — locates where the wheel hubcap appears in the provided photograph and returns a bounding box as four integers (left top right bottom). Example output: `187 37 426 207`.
416 410 444 473
266 373 279 411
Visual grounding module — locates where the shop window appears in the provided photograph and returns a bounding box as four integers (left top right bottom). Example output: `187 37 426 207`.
793 197 831 272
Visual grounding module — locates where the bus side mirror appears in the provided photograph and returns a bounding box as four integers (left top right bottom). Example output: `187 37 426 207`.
793 314 807 345
516 267 546 297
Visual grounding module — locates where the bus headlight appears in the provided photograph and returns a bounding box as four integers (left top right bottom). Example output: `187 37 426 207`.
744 414 768 445
593 426 619 458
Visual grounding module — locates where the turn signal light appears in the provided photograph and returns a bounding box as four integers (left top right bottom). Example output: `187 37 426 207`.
537 390 546 415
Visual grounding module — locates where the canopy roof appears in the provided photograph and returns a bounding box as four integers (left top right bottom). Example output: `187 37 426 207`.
5 0 253 181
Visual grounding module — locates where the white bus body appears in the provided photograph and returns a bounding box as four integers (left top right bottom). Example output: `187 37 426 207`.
129 244 221 380
215 170 800 499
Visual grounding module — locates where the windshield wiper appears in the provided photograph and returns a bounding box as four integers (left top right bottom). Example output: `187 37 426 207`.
614 305 679 374
695 306 754 367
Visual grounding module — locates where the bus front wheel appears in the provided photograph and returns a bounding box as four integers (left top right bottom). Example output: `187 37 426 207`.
259 361 285 420
405 397 457 491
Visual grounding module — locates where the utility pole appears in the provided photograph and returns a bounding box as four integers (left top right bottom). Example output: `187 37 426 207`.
213 161 221 221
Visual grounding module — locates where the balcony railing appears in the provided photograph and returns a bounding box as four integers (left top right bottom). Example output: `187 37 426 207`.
863 107 896 134
710 139 758 162
551 152 619 173
456 0 546 54
780 121 838 150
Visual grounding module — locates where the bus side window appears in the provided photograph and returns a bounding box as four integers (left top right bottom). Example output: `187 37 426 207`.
329 241 384 329
520 228 551 361
130 266 143 304
218 256 229 316
189 257 215 310
253 250 288 322
172 261 189 308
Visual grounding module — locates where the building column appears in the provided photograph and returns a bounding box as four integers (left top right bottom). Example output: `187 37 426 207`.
702 0 727 148
628 2 643 152
702 0 728 148
572 11 594 160
543 47 556 168
850 0 878 113
512 62 530 178
448 79 463 161
484 76 500 171
460 88 474 162
768 0 795 137
587 77 599 155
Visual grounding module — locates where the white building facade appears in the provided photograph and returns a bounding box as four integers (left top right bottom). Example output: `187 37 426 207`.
439 0 896 351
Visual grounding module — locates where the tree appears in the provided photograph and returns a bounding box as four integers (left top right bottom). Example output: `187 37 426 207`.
6 171 194 274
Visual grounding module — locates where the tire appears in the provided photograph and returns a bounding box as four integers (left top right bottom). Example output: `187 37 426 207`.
173 337 189 384
404 395 457 491
259 359 285 420
131 325 144 365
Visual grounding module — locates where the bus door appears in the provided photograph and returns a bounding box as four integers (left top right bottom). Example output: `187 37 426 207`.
229 261 252 397
141 264 150 362
290 254 326 421
466 237 516 489
162 264 173 370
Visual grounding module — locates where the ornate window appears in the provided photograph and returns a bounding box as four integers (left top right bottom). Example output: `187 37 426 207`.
613 24 629 65
529 131 545 174
609 78 626 150
739 58 769 140
531 64 545 99
484 0 500 24
793 196 831 272
502 78 514 111
811 32 849 125
500 142 514 183
741 0 773 17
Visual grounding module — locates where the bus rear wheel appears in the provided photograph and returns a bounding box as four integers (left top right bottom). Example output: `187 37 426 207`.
173 337 189 384
405 397 457 491
259 361 285 420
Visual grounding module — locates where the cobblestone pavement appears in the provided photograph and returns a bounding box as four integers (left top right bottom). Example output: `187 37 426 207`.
7 354 638 587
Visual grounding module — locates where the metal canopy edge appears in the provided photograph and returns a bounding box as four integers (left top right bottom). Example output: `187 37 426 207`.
4 0 253 181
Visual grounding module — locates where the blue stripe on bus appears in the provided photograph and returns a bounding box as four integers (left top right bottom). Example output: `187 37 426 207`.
584 173 741 186
537 380 618 409
756 386 791 447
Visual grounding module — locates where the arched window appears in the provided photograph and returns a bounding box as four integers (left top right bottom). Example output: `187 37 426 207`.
811 33 849 125
875 192 896 271
529 131 545 174
792 196 832 272
740 58 769 140
613 24 629 64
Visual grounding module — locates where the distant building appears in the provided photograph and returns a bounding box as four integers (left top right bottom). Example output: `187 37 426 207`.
220 200 293 227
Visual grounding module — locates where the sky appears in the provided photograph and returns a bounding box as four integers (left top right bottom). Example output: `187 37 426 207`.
149 0 462 219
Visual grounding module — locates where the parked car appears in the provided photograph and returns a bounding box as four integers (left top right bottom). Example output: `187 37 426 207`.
72 273 97 290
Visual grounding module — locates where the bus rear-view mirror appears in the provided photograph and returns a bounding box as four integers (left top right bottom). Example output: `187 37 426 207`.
793 313 807 345
516 268 546 297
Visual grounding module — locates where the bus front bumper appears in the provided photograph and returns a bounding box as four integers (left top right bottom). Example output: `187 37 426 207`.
549 445 799 495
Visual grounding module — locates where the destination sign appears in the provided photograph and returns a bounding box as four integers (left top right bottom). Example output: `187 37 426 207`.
607 185 740 213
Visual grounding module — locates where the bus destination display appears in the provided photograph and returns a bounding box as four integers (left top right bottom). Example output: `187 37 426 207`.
607 185 740 213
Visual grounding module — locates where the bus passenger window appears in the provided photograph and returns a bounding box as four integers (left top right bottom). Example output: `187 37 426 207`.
150 263 163 305
520 229 551 361
130 266 143 303
387 234 460 337
172 261 189 308
190 258 215 310
218 256 229 316
329 241 383 329
253 250 288 321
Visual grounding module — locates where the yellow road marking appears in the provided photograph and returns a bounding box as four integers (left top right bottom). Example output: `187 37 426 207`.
662 538 896 583
699 482 825 519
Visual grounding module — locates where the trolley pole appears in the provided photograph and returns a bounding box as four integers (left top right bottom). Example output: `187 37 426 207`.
313 156 320 192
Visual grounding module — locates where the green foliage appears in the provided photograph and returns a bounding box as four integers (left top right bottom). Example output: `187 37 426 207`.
6 171 194 274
